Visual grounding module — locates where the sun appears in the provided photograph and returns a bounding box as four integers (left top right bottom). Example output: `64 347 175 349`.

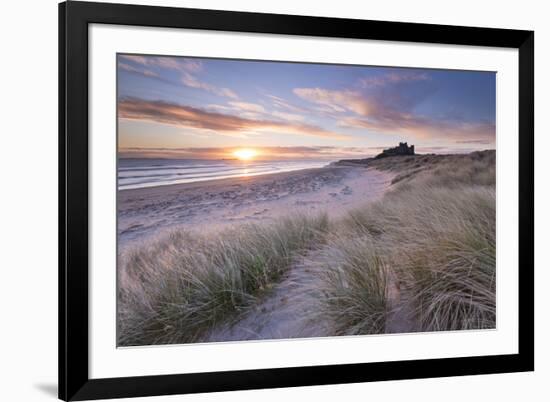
233 148 258 161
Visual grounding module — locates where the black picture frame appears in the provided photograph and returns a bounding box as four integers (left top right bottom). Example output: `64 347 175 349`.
59 1 534 400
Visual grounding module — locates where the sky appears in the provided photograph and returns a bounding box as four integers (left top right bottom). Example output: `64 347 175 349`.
117 54 496 160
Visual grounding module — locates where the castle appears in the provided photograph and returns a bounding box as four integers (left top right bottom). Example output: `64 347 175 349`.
375 142 415 159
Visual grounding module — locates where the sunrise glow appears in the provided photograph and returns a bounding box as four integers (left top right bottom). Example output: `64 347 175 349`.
233 148 258 161
118 54 496 158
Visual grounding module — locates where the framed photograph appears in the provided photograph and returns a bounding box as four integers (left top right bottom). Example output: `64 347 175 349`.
59 1 534 400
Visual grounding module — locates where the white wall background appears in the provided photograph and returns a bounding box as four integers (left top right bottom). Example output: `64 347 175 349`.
0 0 546 401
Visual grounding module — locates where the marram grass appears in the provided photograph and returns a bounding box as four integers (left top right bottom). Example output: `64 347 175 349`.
118 214 330 346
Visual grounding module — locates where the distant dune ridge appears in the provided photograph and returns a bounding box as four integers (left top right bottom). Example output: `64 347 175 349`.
117 149 496 346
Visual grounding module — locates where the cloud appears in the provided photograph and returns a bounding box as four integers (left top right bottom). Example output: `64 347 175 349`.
118 54 149 65
148 57 196 72
181 72 238 99
266 95 308 113
454 139 494 145
118 145 374 160
228 101 265 113
119 54 238 99
338 116 495 143
416 146 491 154
205 104 234 112
293 88 372 115
271 111 305 122
118 62 159 78
294 71 495 144
118 98 349 139
118 143 491 160
209 101 303 122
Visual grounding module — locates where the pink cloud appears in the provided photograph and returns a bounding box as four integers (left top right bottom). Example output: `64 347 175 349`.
294 72 494 144
228 101 265 113
339 116 495 143
208 101 304 122
118 145 374 160
118 98 349 140
293 88 363 114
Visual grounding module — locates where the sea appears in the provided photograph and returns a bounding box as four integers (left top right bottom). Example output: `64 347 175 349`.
118 158 332 190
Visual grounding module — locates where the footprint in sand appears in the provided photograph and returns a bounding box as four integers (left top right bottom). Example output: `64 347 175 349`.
340 186 353 195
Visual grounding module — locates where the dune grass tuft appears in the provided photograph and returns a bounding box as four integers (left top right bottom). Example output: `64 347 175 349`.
310 236 389 335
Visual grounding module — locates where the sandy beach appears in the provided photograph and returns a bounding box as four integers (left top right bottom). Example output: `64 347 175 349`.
118 165 393 250
118 165 394 342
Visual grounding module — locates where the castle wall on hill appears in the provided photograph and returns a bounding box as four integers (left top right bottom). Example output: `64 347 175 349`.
376 142 415 158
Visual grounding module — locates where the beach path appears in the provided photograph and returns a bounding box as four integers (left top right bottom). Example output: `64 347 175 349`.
205 251 330 342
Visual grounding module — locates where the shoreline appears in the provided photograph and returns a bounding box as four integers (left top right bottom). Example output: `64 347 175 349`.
118 166 393 250
118 166 329 195
118 162 332 191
